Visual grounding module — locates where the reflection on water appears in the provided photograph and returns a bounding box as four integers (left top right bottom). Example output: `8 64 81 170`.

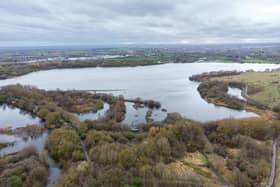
75 101 167 126
0 62 275 186
0 104 41 129
0 105 60 185
76 103 110 121
227 87 246 101
47 156 61 186
0 62 279 121
0 131 61 186
0 134 21 145
122 102 167 126
0 132 48 157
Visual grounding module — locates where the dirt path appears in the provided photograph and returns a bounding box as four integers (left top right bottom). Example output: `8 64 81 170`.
67 122 91 162
80 140 91 162
267 136 279 187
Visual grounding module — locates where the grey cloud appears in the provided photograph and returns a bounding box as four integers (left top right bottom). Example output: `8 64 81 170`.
92 0 179 17
0 0 280 46
0 1 50 18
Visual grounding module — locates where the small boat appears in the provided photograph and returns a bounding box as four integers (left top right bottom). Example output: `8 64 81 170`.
131 128 140 133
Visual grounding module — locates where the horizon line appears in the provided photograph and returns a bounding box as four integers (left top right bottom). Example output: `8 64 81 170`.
0 42 280 50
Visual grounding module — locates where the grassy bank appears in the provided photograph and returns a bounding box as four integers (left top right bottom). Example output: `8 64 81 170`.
212 71 280 109
190 70 280 120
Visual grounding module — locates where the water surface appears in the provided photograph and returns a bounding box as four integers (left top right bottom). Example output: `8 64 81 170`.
76 103 110 121
0 105 60 185
0 104 41 129
47 156 61 186
1 62 279 122
227 87 246 101
122 102 167 126
0 132 48 157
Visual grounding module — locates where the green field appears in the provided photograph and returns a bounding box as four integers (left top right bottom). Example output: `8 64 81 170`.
0 61 16 65
240 58 278 64
212 71 280 108
212 55 280 64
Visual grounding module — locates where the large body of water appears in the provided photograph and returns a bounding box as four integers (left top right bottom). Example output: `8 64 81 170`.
1 62 279 122
1 62 279 121
0 62 279 186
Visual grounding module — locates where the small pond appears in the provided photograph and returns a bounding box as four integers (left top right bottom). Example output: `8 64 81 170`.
0 132 48 157
227 87 247 101
122 102 167 126
76 103 110 121
0 104 41 129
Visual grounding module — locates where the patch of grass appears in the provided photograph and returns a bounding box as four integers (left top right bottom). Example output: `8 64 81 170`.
160 152 219 184
221 59 236 63
0 61 16 65
204 153 229 184
240 58 278 64
212 71 280 108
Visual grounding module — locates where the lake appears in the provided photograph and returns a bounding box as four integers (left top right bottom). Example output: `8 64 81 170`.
0 62 279 122
0 62 279 186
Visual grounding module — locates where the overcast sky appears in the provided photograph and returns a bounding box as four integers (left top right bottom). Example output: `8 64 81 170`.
1 0 280 46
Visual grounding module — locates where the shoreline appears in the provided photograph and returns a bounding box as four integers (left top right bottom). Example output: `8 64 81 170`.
1 59 279 81
190 71 278 121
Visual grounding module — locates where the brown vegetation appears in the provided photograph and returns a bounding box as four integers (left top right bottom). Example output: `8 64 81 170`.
0 147 48 187
196 79 276 120
0 58 162 80
126 98 161 109
189 70 241 82
52 115 280 187
198 80 245 110
0 84 278 187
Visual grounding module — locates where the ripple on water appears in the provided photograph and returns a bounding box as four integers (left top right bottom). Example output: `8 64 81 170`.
76 103 110 121
0 104 41 129
227 87 246 101
0 63 278 121
122 102 167 126
0 132 48 157
46 156 61 186
0 106 60 186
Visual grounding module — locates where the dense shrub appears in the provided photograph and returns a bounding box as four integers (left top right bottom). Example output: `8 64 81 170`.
189 71 241 82
47 127 84 165
0 147 48 187
198 80 244 110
